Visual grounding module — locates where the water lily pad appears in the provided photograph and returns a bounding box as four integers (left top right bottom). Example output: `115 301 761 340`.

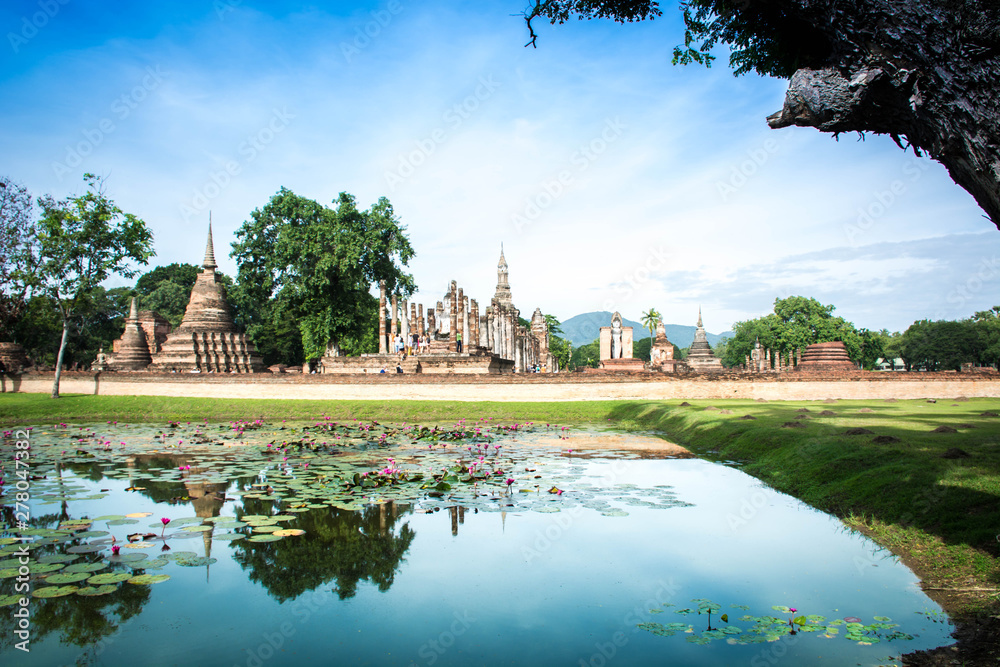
181 525 213 532
93 515 126 521
75 585 118 596
272 529 305 537
175 556 217 567
123 542 154 549
162 551 197 561
127 574 170 585
36 553 78 564
87 571 133 585
64 562 108 573
252 525 280 533
32 585 79 598
106 519 140 526
0 594 25 606
125 512 152 518
67 544 106 554
135 557 169 569
44 571 93 584
30 562 66 574
112 553 148 563
213 533 245 542
247 534 284 543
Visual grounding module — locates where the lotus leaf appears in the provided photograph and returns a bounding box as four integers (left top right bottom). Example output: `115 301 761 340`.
75 585 118 596
127 574 170 584
32 585 79 598
44 572 92 584
87 572 133 584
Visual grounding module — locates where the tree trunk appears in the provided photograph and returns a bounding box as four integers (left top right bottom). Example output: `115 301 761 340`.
51 322 69 399
763 0 1000 226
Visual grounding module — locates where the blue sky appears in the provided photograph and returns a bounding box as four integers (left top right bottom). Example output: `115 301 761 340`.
2 0 996 334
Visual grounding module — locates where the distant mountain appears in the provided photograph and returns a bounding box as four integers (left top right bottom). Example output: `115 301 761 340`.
559 311 732 349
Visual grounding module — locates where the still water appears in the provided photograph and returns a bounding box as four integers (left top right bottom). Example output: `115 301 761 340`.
0 420 953 666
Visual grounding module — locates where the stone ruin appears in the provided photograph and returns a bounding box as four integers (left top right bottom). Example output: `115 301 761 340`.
649 318 679 373
598 312 644 371
683 308 723 372
148 224 264 373
742 340 857 373
322 247 557 374
96 224 265 374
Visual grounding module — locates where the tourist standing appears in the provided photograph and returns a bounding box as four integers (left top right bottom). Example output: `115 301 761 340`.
456 331 463 353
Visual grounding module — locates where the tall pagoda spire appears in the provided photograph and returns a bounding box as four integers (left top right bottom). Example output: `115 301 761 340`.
697 306 703 329
493 244 513 309
203 216 217 271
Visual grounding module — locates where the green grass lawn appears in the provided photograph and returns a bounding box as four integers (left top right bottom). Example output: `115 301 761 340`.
3 392 998 624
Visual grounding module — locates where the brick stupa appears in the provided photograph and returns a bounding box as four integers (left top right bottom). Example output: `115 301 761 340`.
107 297 153 370
683 308 723 372
148 224 264 373
794 341 856 371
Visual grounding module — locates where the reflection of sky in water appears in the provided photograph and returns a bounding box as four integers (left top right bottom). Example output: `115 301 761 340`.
2 426 954 667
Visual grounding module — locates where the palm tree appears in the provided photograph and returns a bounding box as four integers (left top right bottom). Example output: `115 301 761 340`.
641 308 661 344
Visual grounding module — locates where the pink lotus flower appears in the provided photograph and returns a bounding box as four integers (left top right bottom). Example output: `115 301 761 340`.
111 545 121 556
789 608 797 613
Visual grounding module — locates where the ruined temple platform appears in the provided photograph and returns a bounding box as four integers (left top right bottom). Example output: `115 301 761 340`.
321 353 515 375
595 358 646 372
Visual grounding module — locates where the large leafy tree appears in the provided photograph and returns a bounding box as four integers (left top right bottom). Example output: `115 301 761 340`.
231 188 415 365
544 313 571 369
0 176 34 340
722 295 862 366
900 318 979 371
525 0 1000 227
23 174 153 397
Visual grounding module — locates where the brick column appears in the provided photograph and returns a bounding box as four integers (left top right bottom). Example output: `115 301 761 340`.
378 280 387 354
449 282 458 352
417 304 425 338
457 287 465 353
390 294 398 341
470 299 479 354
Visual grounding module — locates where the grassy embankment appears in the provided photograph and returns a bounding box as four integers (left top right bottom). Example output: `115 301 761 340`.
2 393 998 625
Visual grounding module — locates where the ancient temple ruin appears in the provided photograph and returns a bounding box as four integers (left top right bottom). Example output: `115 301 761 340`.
106 297 153 371
682 308 723 372
598 312 644 371
322 247 556 374
147 224 264 373
649 319 679 373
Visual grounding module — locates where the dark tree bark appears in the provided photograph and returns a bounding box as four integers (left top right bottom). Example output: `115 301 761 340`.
763 0 1000 226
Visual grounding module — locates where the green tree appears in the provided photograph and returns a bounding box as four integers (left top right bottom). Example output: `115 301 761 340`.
526 1 1000 227
544 314 571 370
972 307 1000 369
230 188 415 365
0 176 34 339
712 335 730 366
722 296 862 367
900 319 978 371
640 307 660 344
570 339 600 368
23 174 154 397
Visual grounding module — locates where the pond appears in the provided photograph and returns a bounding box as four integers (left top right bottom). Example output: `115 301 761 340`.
1 419 953 666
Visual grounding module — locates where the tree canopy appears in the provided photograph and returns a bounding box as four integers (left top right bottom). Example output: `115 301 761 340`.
23 174 154 396
526 0 1000 227
722 296 863 367
0 176 34 339
230 188 415 365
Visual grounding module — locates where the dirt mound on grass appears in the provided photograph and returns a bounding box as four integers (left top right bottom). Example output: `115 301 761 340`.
872 435 901 444
845 427 874 435
933 425 958 433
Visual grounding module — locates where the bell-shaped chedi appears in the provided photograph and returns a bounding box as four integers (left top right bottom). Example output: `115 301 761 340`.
107 297 153 370
794 341 856 372
684 307 723 372
149 223 265 373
